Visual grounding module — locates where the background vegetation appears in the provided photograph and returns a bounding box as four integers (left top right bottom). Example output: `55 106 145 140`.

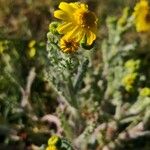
0 0 150 150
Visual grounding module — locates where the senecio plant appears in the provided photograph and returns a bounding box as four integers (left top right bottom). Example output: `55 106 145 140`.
46 2 97 109
45 0 150 150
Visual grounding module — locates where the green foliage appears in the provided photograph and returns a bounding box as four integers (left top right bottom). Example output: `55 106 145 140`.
45 5 150 150
0 0 150 150
46 30 90 108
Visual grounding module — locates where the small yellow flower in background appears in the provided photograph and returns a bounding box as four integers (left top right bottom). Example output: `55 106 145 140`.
133 0 150 32
27 47 36 58
60 36 79 53
117 7 129 27
0 40 8 54
122 73 137 92
45 135 60 150
54 2 98 45
0 41 5 54
27 40 36 58
46 145 58 150
125 59 140 72
48 135 60 146
140 87 150 97
28 40 36 48
46 135 73 150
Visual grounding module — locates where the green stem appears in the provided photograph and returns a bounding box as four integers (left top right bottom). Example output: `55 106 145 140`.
73 59 89 94
68 77 78 109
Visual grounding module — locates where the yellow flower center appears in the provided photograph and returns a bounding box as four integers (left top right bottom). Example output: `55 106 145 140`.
74 10 96 29
60 37 79 53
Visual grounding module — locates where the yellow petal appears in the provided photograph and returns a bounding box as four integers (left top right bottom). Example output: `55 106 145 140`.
54 10 70 21
70 2 88 10
65 26 80 39
57 22 73 34
86 31 96 45
76 29 85 42
59 2 75 14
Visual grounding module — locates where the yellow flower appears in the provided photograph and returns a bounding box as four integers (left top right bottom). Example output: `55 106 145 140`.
46 145 58 150
60 36 79 53
27 47 36 58
117 7 129 27
0 40 8 54
125 59 140 72
122 73 137 92
0 41 5 54
140 87 150 97
45 135 60 150
133 0 150 32
54 2 98 45
27 40 36 58
28 40 36 48
48 135 60 146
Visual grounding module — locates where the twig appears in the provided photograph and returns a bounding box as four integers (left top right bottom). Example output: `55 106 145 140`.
20 67 36 111
41 114 63 135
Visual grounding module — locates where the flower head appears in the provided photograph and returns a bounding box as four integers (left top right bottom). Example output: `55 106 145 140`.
45 135 61 150
48 135 60 146
0 40 9 54
122 73 137 92
60 36 79 53
125 59 140 72
28 40 36 48
46 145 58 150
139 87 150 97
27 40 36 58
54 2 98 45
133 0 150 32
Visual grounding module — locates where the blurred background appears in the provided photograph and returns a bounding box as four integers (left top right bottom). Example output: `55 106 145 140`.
0 0 150 150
